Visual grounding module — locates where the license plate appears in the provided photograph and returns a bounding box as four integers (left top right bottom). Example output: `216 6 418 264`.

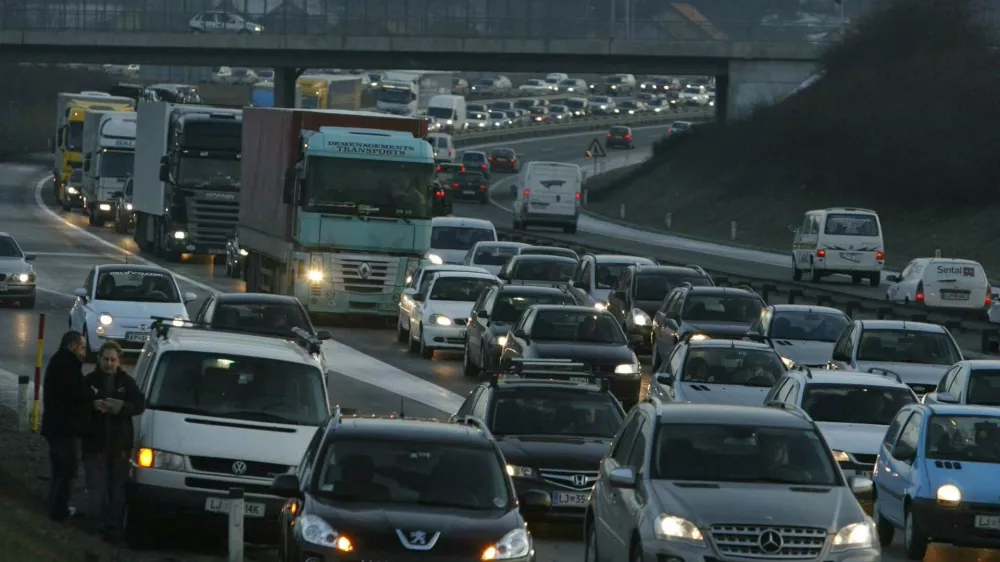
208 248 225 255
125 332 149 343
204 497 265 518
377 302 396 312
463 190 475 195
552 491 590 506
941 292 969 300
570 377 590 383
839 252 861 262
0 283 6 292
976 515 1000 530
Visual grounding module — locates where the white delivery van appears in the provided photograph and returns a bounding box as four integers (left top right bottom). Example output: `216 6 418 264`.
512 161 582 234
792 207 885 286
425 216 498 265
426 132 455 163
887 258 991 310
426 94 467 133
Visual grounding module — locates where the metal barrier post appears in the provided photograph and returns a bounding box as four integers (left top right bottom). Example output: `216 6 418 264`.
31 313 45 432
620 204 625 220
228 487 245 562
17 376 30 432
730 221 737 241
934 248 941 258
665 212 672 229
582 188 588 205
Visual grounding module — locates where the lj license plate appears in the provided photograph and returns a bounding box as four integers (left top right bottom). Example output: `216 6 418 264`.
839 252 861 262
0 283 7 292
552 491 590 506
941 292 969 301
125 332 149 343
204 497 265 518
975 515 1000 530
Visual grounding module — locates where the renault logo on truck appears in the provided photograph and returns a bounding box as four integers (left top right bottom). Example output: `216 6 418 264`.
357 263 373 280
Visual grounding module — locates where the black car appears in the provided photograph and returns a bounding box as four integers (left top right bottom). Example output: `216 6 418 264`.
451 364 625 521
450 171 489 203
605 126 633 149
499 305 643 407
606 265 714 354
193 292 331 343
62 168 85 211
519 246 579 260
489 148 519 173
650 285 766 370
270 410 547 562
111 175 135 234
460 150 490 178
223 227 246 278
497 255 578 287
464 284 580 377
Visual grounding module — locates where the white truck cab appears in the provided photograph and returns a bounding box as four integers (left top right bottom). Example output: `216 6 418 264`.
792 207 885 286
426 94 467 133
81 110 136 227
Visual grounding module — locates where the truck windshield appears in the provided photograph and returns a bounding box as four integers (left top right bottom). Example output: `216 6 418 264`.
304 156 435 219
426 107 454 119
378 89 413 104
178 157 241 186
100 150 134 177
299 96 320 109
66 122 84 151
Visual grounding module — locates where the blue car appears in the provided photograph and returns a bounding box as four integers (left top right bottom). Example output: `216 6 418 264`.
872 403 1000 559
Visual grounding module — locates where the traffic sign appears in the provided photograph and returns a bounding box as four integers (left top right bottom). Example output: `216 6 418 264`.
586 138 607 158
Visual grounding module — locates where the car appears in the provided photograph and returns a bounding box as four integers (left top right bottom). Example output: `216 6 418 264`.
513 161 583 233
514 98 542 112
397 264 490 342
503 109 524 126
426 132 455 164
529 107 550 123
872 403 1000 556
463 241 531 275
519 246 579 260
463 285 581 377
548 104 571 121
639 75 677 91
466 102 488 114
497 254 578 288
585 402 879 562
452 363 625 520
498 305 643 407
459 150 490 178
466 110 489 129
451 76 469 95
766 368 918 482
0 233 36 309
666 120 693 136
407 270 498 358
564 97 589 117
679 84 709 105
426 216 498 265
746 304 852 367
557 78 588 93
829 319 964 395
569 253 656 310
651 334 790 405
543 73 566 90
448 171 490 203
488 111 510 129
489 100 514 112
69 264 197 359
922 359 1000 405
191 292 331 345
650 285 766 369
433 162 465 186
792 207 885 285
62 168 85 211
111 175 134 234
646 98 673 113
518 78 548 94
270 410 544 562
605 126 633 149
613 99 645 115
488 148 519 173
662 90 681 108
188 11 263 34
886 257 992 312
606 264 714 353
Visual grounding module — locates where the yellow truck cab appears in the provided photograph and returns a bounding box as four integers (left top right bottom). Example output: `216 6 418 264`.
53 92 134 205
294 75 361 110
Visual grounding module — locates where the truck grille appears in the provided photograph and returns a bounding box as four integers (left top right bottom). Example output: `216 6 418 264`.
182 189 239 247
710 525 826 559
538 469 598 491
329 254 401 294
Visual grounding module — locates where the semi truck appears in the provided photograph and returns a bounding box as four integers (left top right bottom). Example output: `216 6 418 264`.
53 92 134 205
132 102 242 260
237 108 444 320
80 110 137 226
375 71 453 116
296 75 362 110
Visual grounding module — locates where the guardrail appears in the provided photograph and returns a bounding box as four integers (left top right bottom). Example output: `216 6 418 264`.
494 227 1000 354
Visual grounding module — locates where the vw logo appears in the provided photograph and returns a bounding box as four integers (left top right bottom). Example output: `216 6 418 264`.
758 529 783 554
231 461 247 475
357 262 373 280
572 474 588 487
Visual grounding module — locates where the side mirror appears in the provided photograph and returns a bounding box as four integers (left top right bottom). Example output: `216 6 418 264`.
73 287 88 299
412 293 425 302
183 292 198 303
518 489 552 515
512 329 528 340
158 157 169 182
282 168 296 204
477 309 489 319
886 274 900 283
402 287 417 297
316 330 332 341
655 373 675 386
934 392 959 404
627 334 644 347
83 158 91 172
608 467 637 488
24 254 36 262
270 473 302 497
891 443 915 462
849 476 873 495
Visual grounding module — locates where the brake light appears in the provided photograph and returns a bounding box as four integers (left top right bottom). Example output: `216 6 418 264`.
488 157 493 162
448 149 452 156
875 252 884 261
510 158 516 162
460 165 465 171
481 164 487 170
667 128 673 134
435 166 442 172
606 134 612 139
986 284 992 306
434 190 445 198
916 281 925 302
575 192 581 200
452 183 459 188
625 134 632 140
481 184 488 190
816 249 826 258
523 189 530 197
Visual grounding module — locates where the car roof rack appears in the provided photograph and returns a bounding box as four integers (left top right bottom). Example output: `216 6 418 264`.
149 316 323 355
791 363 813 378
765 400 809 419
487 359 610 392
734 284 760 297
867 367 903 383
453 415 492 436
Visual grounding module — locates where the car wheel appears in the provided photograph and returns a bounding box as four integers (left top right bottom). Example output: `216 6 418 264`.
408 327 420 353
792 265 802 281
873 497 895 546
396 316 409 343
809 259 823 282
904 508 929 560
584 523 599 562
869 271 880 287
419 325 434 359
462 341 479 377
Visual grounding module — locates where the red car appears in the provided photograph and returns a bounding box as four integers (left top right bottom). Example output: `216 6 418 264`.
489 148 519 173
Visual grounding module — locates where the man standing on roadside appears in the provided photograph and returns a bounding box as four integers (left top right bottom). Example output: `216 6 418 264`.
40 330 93 522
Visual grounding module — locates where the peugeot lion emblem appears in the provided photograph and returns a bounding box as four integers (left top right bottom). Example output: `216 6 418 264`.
357 262 373 280
758 530 783 554
396 529 441 551
231 461 247 475
572 474 588 487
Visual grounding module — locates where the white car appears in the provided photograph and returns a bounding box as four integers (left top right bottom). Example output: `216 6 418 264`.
747 304 851 367
407 271 498 358
765 368 919 479
426 217 498 265
489 111 509 128
69 264 197 359
464 241 531 275
467 111 489 130
397 264 490 342
518 79 548 94
922 359 1000 405
680 85 709 105
886 257 991 311
589 96 615 115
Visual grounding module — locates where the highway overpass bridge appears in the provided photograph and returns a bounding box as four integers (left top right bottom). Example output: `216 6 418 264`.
0 0 880 119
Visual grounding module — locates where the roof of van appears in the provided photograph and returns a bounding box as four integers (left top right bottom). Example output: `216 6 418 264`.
156 327 320 366
431 216 495 229
811 207 878 214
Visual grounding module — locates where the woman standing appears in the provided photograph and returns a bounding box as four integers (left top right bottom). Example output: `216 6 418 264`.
82 341 145 543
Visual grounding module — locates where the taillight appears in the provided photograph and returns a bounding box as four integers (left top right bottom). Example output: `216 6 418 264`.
575 192 581 200
452 183 459 188
875 252 884 261
523 189 530 197
667 128 673 134
916 281 925 302
625 134 632 140
510 158 516 162
986 284 992 306
435 166 442 172
434 190 445 198
481 164 487 170
606 134 612 139
448 149 453 156
460 165 465 171
816 249 826 258
488 157 493 162
480 184 488 190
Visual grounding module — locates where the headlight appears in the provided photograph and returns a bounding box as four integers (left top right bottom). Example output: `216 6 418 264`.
307 269 324 282
506 464 534 478
494 335 507 347
831 520 876 551
628 110 635 114
16 273 30 283
66 186 78 194
832 450 850 463
654 515 704 544
780 356 796 369
136 448 184 471
430 314 452 326
593 301 608 311
173 231 186 239
296 513 354 551
481 528 530 560
426 253 444 265
99 203 112 211
688 333 708 341
446 120 453 125
98 313 113 326
171 315 186 327
600 105 607 109
615 363 639 375
632 309 650 326
239 248 248 256
937 484 961 504
125 203 133 211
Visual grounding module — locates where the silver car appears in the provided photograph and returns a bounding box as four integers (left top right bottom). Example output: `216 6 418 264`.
188 11 263 34
0 233 36 309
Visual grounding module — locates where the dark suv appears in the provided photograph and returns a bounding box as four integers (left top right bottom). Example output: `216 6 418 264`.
605 126 633 149
460 150 490 178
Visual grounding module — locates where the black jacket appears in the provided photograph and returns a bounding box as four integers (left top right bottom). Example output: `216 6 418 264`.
40 348 93 439
80 367 146 456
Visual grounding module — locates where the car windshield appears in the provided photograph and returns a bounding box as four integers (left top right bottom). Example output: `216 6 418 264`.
550 106 567 113
634 273 710 301
177 156 241 186
857 330 960 365
511 259 576 282
490 293 575 323
606 76 624 84
967 370 1000 406
682 295 763 323
473 245 521 266
457 172 484 182
314 439 510 510
529 310 626 344
95 269 180 303
490 390 623 438
426 107 454 119
491 149 514 158
594 263 629 289
530 108 546 115
462 153 486 164
610 127 629 135
671 121 689 129
210 302 311 338
653 424 839 485
769 310 850 342
514 100 537 109
431 226 495 250
476 79 494 86
100 150 134 178
824 213 879 236
566 100 586 109
802 384 916 425
429 277 496 301
926 415 1000 464
469 112 487 120
680 348 785 387
620 101 637 108
148 351 327 425
489 112 506 120
593 97 611 104
491 102 512 110
0 236 22 258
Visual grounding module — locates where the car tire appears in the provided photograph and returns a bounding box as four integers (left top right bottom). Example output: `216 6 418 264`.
584 522 599 562
869 272 880 287
792 265 802 281
851 274 862 285
904 508 929 560
462 341 479 378
873 497 895 546
419 325 434 359
396 317 409 343
408 328 419 353
61 197 71 212
809 259 823 282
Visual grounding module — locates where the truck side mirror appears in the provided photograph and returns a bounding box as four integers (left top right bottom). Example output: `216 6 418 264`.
282 168 296 204
159 156 169 182
57 128 65 147
83 157 90 172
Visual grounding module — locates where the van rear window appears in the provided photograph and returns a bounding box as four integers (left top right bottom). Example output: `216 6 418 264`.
824 213 879 236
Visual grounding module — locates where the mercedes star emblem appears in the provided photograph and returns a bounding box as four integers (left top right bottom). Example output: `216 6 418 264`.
231 461 247 475
572 474 588 487
758 529 783 554
357 262 373 280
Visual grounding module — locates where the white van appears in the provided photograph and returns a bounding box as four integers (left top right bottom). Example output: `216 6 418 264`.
512 161 582 234
426 94 466 133
426 132 455 163
426 216 498 265
792 207 885 286
887 258 991 310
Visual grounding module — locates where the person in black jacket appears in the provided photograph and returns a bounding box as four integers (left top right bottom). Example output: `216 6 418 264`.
40 330 93 522
81 341 145 543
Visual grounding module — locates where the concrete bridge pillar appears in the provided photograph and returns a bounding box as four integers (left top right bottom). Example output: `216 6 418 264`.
725 60 819 122
275 67 304 108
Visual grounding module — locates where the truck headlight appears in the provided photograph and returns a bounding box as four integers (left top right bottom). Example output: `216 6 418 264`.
125 203 133 211
98 313 113 326
307 270 324 282
426 253 444 265
99 203 112 211
66 186 78 194
937 484 961 504
831 520 875 551
430 314 452 326
136 448 185 471
493 335 507 347
239 249 248 256
632 309 650 326
654 515 704 544
173 231 186 239
615 363 639 375
16 273 29 283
